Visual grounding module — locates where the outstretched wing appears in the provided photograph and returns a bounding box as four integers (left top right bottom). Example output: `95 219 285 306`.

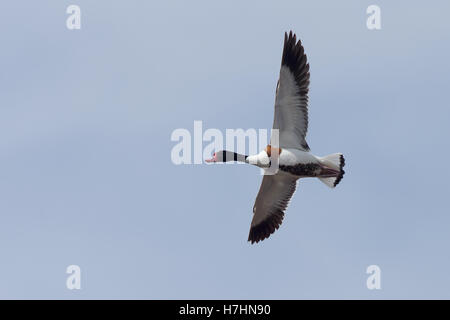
248 174 298 244
272 31 311 151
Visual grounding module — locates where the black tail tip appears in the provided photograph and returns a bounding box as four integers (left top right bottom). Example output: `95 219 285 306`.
333 154 345 187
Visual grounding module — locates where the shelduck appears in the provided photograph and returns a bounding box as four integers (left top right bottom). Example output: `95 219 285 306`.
206 31 345 244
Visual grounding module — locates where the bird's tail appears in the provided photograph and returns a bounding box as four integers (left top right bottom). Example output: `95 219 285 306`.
317 153 345 188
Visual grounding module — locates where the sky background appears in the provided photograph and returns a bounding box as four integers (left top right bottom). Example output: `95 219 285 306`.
1 0 450 299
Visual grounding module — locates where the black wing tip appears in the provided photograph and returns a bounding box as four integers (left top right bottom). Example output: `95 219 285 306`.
281 30 310 95
248 211 285 244
333 154 346 187
302 142 310 151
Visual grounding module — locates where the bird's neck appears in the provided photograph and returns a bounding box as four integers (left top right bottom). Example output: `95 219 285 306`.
223 151 248 162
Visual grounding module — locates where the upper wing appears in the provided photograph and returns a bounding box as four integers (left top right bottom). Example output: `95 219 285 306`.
272 31 311 151
248 174 298 244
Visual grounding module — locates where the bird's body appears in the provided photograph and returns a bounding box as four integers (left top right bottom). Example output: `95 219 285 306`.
206 31 346 244
247 148 342 178
248 147 318 169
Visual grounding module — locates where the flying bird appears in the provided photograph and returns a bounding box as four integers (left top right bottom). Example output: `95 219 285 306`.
206 31 345 244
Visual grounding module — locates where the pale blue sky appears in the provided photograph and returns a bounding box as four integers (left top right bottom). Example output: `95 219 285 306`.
1 0 450 299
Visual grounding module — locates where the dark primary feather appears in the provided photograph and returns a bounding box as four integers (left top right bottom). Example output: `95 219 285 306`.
282 31 310 97
248 210 285 244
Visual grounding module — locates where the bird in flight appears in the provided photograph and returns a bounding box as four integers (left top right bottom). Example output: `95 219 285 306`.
206 31 345 244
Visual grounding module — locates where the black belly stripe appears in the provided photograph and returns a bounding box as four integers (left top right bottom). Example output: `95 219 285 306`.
279 163 322 176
